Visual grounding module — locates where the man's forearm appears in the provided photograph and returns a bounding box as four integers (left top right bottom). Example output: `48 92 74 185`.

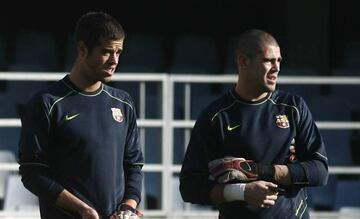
287 160 328 186
56 189 96 216
210 184 226 204
273 165 292 185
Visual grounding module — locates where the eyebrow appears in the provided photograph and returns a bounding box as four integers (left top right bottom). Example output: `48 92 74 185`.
264 57 282 62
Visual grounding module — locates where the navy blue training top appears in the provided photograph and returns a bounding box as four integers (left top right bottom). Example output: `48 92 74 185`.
180 88 329 219
18 75 144 219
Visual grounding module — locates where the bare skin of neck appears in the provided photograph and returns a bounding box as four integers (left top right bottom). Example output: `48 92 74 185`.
235 80 268 102
69 66 102 92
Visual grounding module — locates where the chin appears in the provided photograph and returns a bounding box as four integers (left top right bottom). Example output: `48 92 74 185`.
102 76 113 83
264 85 276 92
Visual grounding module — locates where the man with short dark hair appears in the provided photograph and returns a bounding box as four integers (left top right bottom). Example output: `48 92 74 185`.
18 11 144 219
180 29 328 219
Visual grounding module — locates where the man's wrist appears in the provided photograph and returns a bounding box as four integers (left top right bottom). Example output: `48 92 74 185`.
223 183 246 202
121 199 137 209
119 203 136 212
258 163 275 182
118 203 143 217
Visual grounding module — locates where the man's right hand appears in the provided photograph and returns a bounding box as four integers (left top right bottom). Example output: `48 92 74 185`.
244 180 279 208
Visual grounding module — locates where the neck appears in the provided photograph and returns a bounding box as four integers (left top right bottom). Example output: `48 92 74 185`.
235 81 269 102
69 68 101 92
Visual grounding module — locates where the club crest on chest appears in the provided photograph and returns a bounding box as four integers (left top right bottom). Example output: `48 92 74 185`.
111 108 124 123
275 115 289 128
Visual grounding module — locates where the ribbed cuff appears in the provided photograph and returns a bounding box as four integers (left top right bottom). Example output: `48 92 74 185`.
46 182 64 204
258 164 275 182
123 193 141 204
287 163 307 183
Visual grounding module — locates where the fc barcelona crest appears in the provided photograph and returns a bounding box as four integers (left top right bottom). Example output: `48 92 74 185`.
111 108 124 123
276 115 289 128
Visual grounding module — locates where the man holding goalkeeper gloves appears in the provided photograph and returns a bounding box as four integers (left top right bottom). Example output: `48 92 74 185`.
179 29 328 219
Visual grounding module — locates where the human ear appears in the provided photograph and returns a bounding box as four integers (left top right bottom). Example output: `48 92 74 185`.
237 53 249 68
77 41 88 57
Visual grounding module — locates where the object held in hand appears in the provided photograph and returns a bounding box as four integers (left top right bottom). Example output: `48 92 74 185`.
111 203 144 219
270 186 286 195
208 157 275 183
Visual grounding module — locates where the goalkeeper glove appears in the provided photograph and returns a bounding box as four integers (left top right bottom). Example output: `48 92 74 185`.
110 203 143 219
208 157 275 183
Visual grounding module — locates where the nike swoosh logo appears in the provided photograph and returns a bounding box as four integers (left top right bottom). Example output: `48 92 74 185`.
227 124 241 131
64 114 80 121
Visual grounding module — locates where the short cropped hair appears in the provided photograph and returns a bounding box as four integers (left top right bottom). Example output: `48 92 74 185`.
74 11 125 52
235 29 279 60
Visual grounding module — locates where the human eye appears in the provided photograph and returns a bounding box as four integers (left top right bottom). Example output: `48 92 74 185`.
263 58 272 63
116 49 122 56
102 49 112 55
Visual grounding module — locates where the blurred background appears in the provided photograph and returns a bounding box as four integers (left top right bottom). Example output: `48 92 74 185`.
0 0 360 218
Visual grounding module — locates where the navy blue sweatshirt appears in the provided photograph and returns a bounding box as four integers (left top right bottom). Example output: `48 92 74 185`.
18 75 144 219
180 88 328 219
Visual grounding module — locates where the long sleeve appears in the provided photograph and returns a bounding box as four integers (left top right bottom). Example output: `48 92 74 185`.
123 97 144 204
287 97 329 186
18 95 64 203
179 114 217 205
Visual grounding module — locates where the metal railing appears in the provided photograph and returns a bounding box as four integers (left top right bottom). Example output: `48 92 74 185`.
1 72 360 219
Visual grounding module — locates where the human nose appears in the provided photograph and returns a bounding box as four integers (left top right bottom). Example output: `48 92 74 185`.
108 53 119 65
272 61 280 72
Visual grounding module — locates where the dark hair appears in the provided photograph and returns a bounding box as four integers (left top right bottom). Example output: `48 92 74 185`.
74 11 125 52
235 29 279 60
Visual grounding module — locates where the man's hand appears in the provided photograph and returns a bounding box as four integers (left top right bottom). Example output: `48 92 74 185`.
110 203 143 219
244 181 279 208
208 157 275 183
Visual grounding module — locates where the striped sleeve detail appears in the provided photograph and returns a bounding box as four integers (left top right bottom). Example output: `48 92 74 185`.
211 100 236 121
103 90 134 110
315 152 328 161
19 162 50 168
48 90 75 117
269 98 301 125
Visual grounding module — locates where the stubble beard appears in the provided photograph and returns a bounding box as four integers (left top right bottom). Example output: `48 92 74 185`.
101 77 112 84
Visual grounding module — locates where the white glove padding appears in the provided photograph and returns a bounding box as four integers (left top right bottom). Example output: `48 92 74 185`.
116 210 141 219
110 203 144 219
208 157 259 183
